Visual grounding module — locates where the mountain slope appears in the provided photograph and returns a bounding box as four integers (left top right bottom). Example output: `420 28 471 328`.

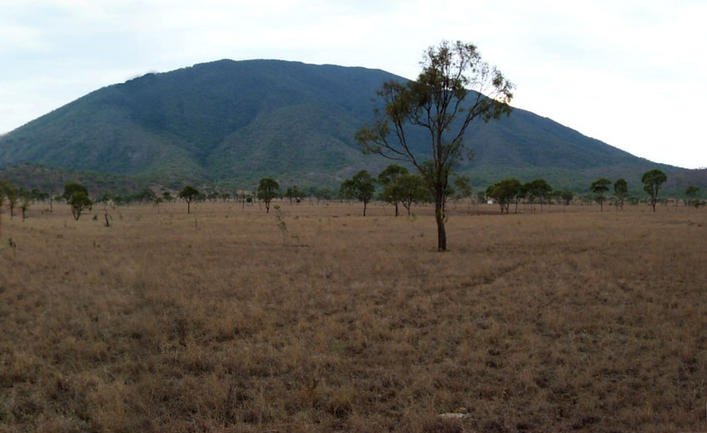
0 59 696 191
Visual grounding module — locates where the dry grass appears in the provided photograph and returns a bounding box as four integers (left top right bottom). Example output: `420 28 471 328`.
0 200 705 433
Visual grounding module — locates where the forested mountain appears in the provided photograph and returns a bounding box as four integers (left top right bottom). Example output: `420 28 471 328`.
0 59 701 192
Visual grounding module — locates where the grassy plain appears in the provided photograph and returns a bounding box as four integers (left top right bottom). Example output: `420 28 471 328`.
0 200 705 433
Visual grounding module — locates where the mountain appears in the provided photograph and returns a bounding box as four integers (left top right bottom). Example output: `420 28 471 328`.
0 59 701 193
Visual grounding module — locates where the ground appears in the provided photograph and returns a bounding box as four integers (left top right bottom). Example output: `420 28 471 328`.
0 200 705 433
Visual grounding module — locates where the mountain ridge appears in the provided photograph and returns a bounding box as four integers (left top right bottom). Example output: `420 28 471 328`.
0 59 702 192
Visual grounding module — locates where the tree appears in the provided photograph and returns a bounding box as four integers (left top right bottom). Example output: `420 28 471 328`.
560 190 574 206
2 182 18 218
67 191 92 220
340 170 375 216
178 185 200 214
590 178 611 212
385 173 428 216
641 169 667 212
378 164 409 216
486 178 521 214
613 178 628 209
685 185 701 208
285 185 302 204
355 40 513 251
256 178 280 213
454 175 473 208
18 187 32 221
524 179 552 211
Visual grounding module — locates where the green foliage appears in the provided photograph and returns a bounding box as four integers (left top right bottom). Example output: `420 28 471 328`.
590 178 611 211
641 169 667 212
378 164 409 215
178 185 200 213
384 173 428 216
685 185 702 208
453 175 473 200
63 182 89 201
356 41 513 250
257 178 280 213
340 170 375 216
614 178 628 209
3 182 18 217
486 178 522 214
560 190 574 205
67 190 93 221
524 179 552 207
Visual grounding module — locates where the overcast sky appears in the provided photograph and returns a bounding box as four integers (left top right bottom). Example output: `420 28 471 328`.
1 0 705 168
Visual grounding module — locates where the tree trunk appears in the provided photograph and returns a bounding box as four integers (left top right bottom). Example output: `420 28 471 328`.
187 201 191 214
435 188 447 251
363 200 367 216
394 202 399 217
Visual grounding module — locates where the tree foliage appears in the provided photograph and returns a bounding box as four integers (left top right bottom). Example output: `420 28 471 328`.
355 40 513 251
378 164 409 216
590 178 611 211
641 169 667 212
178 185 200 214
384 173 428 216
66 188 92 221
486 178 521 214
256 178 280 213
613 178 628 209
340 170 375 216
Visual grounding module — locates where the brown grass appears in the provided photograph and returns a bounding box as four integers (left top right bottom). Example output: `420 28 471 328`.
0 200 705 432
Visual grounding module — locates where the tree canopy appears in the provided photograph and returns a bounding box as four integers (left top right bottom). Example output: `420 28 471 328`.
356 40 513 251
340 170 375 216
641 169 667 212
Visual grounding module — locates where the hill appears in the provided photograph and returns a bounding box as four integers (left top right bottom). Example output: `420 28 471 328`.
0 59 702 193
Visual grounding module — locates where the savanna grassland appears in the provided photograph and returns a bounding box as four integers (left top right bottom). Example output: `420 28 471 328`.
0 200 705 433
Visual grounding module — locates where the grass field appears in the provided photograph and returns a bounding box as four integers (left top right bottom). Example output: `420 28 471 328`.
0 200 705 433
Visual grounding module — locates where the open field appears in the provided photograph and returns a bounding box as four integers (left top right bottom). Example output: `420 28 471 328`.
0 201 705 433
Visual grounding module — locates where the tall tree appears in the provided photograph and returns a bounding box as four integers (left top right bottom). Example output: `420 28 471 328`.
590 178 611 212
613 178 628 209
378 164 409 216
256 178 280 213
355 40 513 251
4 183 18 218
178 185 200 214
641 169 667 212
340 170 375 216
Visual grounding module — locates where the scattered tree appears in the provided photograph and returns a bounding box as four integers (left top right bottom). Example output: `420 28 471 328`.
641 169 667 212
590 178 611 211
67 191 92 220
378 164 409 216
524 179 552 211
685 185 701 208
386 173 428 216
560 190 574 205
613 178 628 210
18 187 32 221
486 178 521 214
257 178 280 213
4 183 18 218
454 175 473 208
340 170 375 216
355 40 513 251
178 185 200 214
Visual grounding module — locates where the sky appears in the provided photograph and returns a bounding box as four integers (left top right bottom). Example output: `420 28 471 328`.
1 0 705 169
